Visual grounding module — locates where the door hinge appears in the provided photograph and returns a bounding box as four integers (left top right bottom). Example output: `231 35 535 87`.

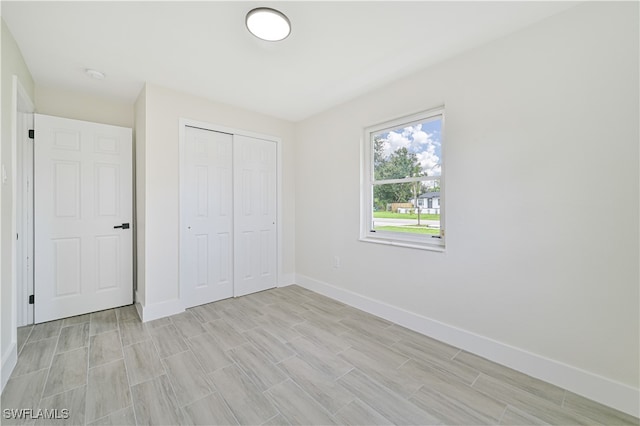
28 129 34 139
28 295 34 304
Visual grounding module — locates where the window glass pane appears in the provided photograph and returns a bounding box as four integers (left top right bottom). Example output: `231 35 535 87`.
372 181 441 237
373 117 442 180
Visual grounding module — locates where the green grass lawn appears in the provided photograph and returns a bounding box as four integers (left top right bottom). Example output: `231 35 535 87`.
374 225 440 235
373 211 440 221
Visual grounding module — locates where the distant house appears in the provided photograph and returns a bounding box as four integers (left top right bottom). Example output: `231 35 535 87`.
413 192 440 214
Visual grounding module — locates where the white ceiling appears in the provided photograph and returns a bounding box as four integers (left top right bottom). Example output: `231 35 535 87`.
1 1 578 122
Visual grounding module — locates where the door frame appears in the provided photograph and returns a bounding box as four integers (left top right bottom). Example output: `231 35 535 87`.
178 118 283 303
13 76 35 327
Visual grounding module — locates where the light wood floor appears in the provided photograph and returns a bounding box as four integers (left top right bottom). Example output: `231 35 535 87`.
1 285 637 425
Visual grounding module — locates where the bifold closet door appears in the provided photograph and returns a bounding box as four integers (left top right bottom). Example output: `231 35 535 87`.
182 127 234 307
233 135 277 297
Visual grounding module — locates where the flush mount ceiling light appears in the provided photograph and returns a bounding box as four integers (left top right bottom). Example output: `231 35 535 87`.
246 7 291 41
85 68 106 80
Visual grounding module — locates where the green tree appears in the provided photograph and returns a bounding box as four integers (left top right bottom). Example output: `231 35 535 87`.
373 146 421 209
373 136 385 174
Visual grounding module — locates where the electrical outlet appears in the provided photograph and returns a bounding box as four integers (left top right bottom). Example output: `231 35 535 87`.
333 256 341 268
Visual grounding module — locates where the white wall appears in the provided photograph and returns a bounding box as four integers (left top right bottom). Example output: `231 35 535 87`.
35 85 134 128
136 84 295 316
0 19 34 391
295 0 638 412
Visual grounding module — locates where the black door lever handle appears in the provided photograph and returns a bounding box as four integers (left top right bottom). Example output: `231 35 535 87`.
114 223 130 229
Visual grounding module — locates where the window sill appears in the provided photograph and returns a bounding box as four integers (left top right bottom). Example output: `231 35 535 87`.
359 236 445 252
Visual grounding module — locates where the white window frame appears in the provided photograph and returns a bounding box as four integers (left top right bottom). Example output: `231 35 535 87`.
360 107 445 252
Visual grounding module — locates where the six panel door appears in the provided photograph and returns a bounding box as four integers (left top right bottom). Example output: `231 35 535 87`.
182 127 235 307
34 114 133 323
233 134 277 297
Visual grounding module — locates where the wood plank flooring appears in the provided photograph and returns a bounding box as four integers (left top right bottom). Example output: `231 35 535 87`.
1 285 638 425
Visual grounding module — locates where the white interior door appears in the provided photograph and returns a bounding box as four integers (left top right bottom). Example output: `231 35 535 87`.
181 127 234 308
34 114 133 323
233 135 277 297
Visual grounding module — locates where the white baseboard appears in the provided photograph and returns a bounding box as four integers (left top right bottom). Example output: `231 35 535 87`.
137 298 184 323
278 273 296 287
295 274 640 418
1 343 18 393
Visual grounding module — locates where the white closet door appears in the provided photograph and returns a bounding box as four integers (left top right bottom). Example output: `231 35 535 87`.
181 127 234 308
34 114 133 323
233 135 277 297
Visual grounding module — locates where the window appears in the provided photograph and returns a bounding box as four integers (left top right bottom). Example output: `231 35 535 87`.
361 108 445 250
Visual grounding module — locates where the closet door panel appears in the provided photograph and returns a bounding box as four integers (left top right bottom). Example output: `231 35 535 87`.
181 127 234 308
233 135 277 297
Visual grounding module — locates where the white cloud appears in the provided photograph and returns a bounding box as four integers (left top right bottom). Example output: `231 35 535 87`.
412 130 428 146
383 131 410 156
417 149 441 176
